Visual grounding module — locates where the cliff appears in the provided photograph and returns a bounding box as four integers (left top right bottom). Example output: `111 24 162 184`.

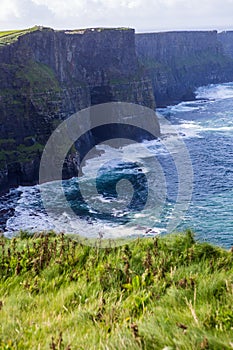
136 31 233 106
0 27 156 192
2 27 233 193
218 31 233 59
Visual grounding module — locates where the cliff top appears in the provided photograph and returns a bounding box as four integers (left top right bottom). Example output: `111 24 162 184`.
64 27 133 34
0 26 41 46
1 26 228 47
0 25 134 46
136 30 218 36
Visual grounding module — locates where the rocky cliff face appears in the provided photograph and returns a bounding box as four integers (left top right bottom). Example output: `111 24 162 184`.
0 27 156 192
218 31 233 59
136 31 233 106
2 27 233 193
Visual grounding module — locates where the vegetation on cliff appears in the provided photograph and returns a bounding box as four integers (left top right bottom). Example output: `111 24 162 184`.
0 231 232 349
0 26 132 46
135 32 233 106
0 25 157 190
0 27 39 46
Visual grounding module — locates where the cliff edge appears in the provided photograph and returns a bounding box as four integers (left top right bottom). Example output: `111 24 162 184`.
136 31 233 106
0 27 156 192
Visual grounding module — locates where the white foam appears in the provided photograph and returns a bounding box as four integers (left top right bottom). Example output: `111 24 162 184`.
196 82 233 101
157 82 233 139
169 100 205 113
4 175 165 240
174 120 205 139
200 126 233 133
176 116 233 135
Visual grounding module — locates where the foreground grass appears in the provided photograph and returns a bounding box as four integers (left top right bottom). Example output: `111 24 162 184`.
0 231 232 349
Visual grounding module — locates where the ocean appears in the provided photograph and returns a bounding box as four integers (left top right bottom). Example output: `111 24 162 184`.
1 82 233 248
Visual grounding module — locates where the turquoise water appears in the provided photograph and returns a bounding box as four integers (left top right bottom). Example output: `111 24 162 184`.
158 83 233 248
1 82 233 248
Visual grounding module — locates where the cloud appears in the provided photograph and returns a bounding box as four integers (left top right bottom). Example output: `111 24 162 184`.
0 0 21 20
0 0 54 29
0 0 233 31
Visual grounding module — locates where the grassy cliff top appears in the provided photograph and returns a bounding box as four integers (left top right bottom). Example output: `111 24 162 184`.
0 26 133 46
0 26 41 46
0 230 232 349
64 27 133 34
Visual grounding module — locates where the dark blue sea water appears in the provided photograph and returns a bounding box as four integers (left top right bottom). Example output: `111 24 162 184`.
1 82 233 248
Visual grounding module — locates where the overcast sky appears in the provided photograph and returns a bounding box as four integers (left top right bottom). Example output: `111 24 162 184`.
1 0 233 32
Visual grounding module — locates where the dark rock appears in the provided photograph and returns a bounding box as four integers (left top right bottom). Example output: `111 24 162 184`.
0 27 156 193
218 31 233 59
136 31 233 106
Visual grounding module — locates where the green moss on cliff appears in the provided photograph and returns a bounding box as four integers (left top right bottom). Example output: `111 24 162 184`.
16 61 60 94
175 50 233 69
0 139 15 145
138 57 171 71
0 142 44 168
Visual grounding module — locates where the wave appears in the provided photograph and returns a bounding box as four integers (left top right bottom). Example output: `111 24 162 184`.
157 82 233 140
176 120 233 137
169 100 207 113
195 82 233 100
2 81 233 248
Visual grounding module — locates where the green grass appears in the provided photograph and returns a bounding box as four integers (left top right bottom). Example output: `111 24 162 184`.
0 230 232 349
0 30 23 38
0 27 39 46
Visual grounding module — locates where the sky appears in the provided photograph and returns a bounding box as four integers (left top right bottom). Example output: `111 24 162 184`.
1 0 233 32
